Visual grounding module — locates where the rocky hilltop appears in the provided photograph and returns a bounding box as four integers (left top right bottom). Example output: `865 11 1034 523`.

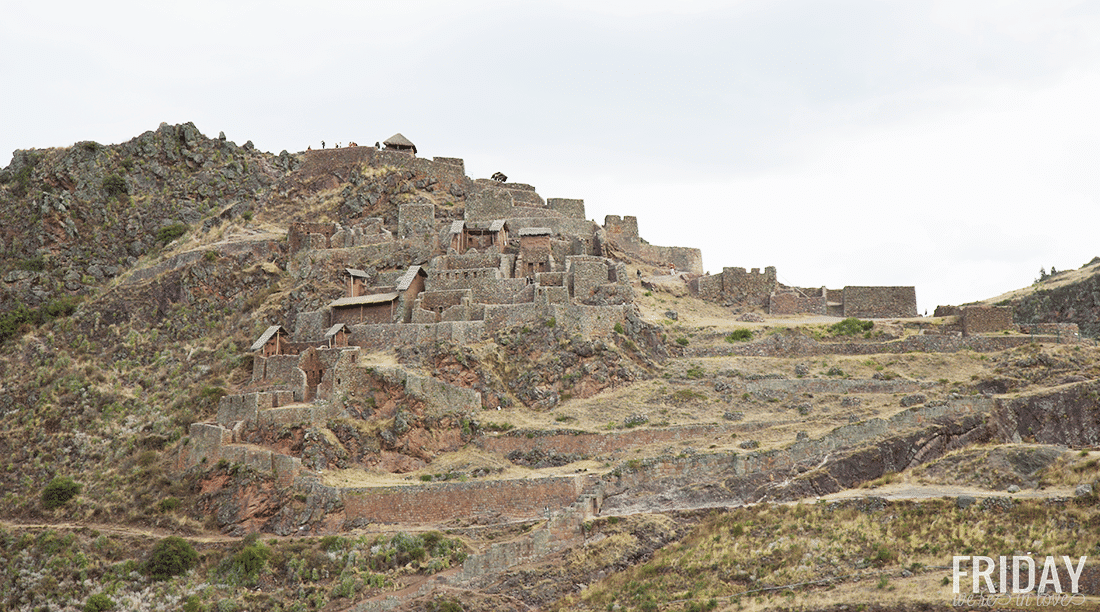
0 124 1098 612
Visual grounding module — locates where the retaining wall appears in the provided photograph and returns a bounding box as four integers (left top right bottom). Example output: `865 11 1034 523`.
688 332 1077 358
339 476 586 525
843 286 918 318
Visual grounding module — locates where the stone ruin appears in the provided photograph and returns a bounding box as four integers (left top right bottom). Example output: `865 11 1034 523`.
178 134 944 534
689 265 918 318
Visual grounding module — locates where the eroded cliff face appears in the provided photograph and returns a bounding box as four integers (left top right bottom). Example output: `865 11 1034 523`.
990 379 1100 446
1013 271 1100 338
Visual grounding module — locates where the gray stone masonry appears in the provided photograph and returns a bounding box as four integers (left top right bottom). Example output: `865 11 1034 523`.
842 286 917 318
465 188 514 220
547 198 585 219
397 203 435 240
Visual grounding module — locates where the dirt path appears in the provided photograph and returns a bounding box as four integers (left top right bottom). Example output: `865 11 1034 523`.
0 519 237 543
810 483 1078 502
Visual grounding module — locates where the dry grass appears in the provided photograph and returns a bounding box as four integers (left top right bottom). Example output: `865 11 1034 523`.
559 498 1100 612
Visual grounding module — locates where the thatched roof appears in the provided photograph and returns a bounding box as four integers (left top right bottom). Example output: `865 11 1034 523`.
448 220 464 235
250 325 288 352
345 268 370 279
384 133 416 149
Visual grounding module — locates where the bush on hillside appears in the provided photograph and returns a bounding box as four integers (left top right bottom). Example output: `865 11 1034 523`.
829 317 873 336
41 476 82 510
156 222 189 245
83 593 115 612
145 536 199 580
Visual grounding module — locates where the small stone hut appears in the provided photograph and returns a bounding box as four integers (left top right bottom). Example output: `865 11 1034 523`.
383 133 417 155
251 325 291 357
329 293 400 325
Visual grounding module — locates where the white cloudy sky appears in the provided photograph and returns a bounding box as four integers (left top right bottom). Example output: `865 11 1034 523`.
4 0 1100 313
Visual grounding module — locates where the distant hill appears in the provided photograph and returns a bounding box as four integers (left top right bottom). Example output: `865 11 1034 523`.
980 257 1100 338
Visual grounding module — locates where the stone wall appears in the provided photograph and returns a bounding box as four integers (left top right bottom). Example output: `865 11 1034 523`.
432 157 464 173
603 215 639 243
217 393 272 427
506 217 597 242
506 186 544 207
688 330 1078 359
479 425 727 457
568 258 611 300
961 305 1014 335
842 286 917 318
769 292 826 315
397 203 435 240
635 244 703 275
346 321 488 351
591 284 634 306
547 303 627 339
692 267 776 306
437 252 505 271
294 310 328 343
547 198 585 220
426 269 528 304
370 149 469 185
252 354 306 399
288 222 336 253
339 476 584 525
934 305 960 317
1019 322 1080 338
465 188 514 220
483 303 550 333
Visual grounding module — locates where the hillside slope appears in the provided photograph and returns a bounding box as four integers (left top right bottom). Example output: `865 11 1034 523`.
0 125 1098 612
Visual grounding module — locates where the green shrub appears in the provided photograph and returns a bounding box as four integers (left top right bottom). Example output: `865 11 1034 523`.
676 337 689 346
725 328 753 342
157 497 181 513
102 175 127 198
155 222 189 245
829 317 874 336
436 599 464 612
204 250 218 262
181 595 201 612
614 322 625 334
15 255 46 271
145 536 198 580
233 539 271 578
84 593 115 612
41 476 82 509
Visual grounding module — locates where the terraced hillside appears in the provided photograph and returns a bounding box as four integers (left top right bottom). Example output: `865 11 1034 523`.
0 125 1097 612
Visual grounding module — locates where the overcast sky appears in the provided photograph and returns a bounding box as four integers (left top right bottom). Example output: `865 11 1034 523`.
4 0 1099 313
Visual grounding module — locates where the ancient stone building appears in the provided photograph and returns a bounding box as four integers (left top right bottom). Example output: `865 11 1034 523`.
345 268 371 298
517 228 554 277
842 286 918 319
251 325 291 357
324 323 349 347
960 305 1014 336
692 267 777 308
449 220 507 254
329 292 400 325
